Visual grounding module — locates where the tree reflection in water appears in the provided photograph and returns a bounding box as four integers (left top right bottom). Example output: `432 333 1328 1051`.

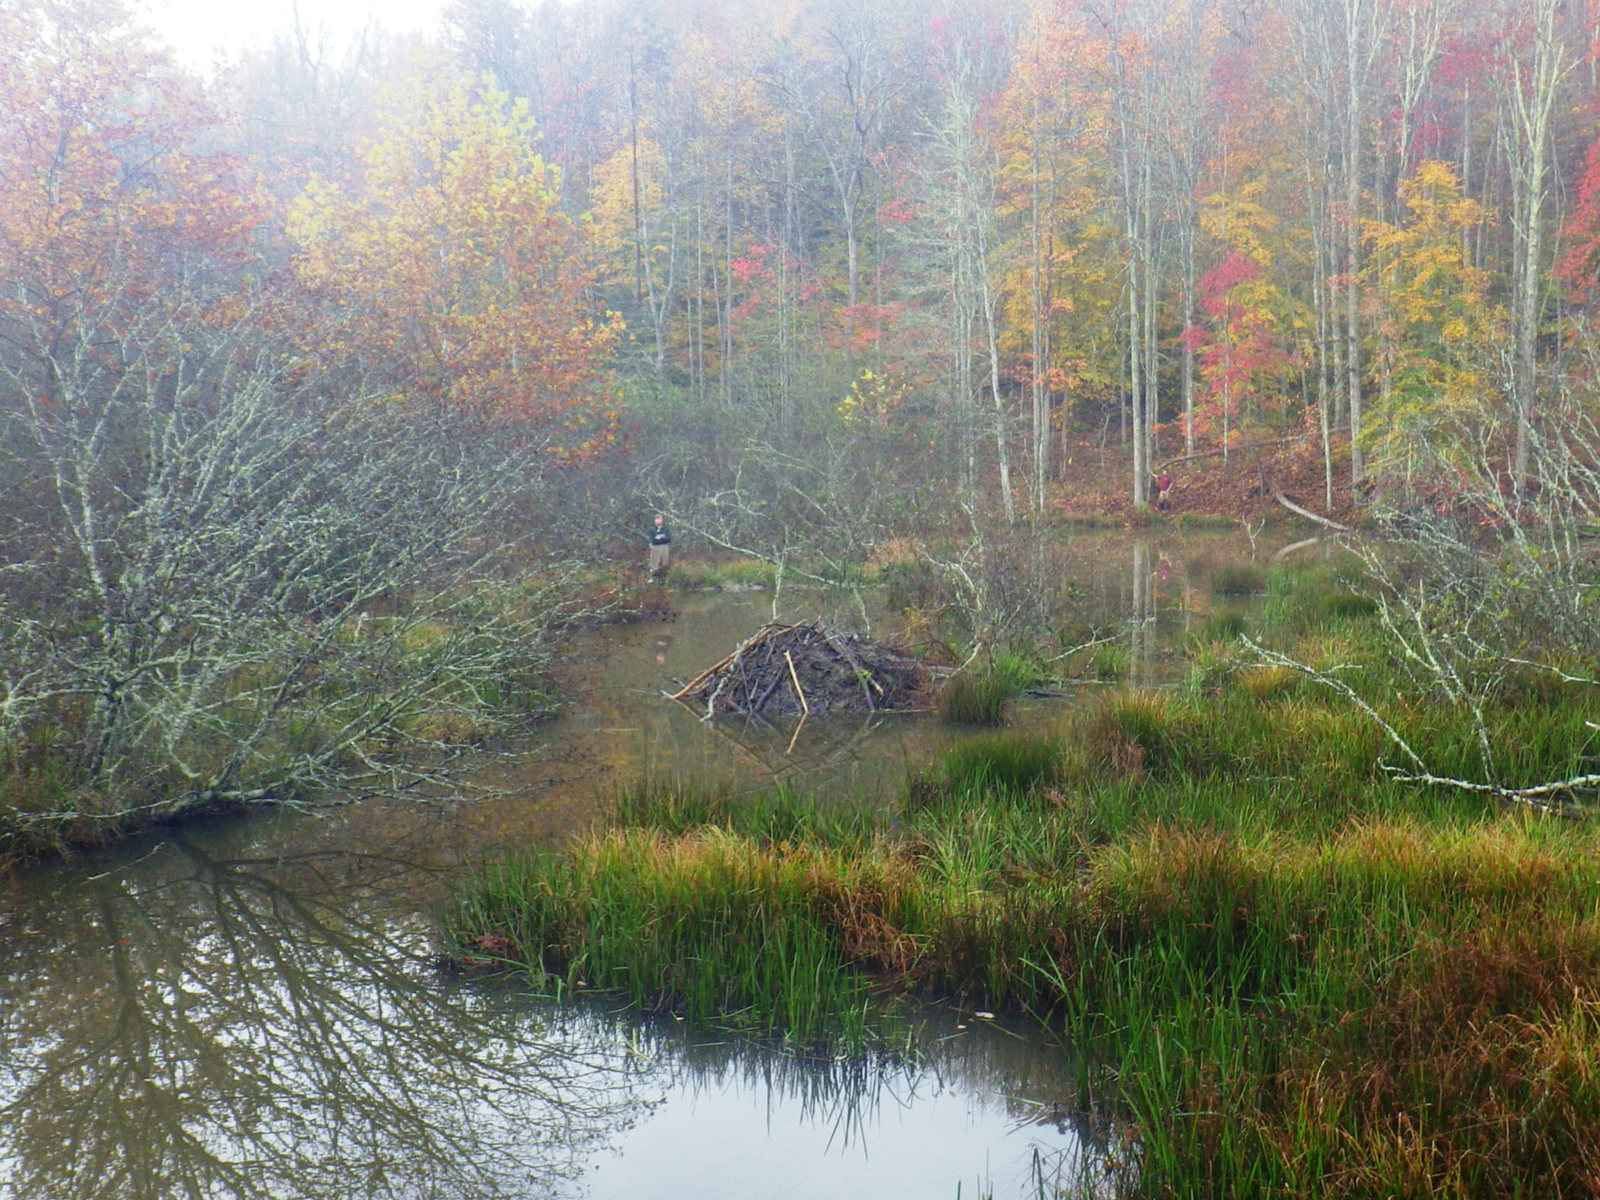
0 830 1125 1200
0 836 652 1200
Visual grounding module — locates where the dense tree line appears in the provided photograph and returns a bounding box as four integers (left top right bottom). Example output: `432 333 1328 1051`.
2 0 1599 833
431 0 1595 515
10 0 1598 514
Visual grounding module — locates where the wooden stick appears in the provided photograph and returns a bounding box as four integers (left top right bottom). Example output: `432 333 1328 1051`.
705 672 733 719
822 628 877 711
785 713 807 755
784 650 810 716
670 625 773 699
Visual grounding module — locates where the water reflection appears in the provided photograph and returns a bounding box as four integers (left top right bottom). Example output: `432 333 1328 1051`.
0 832 1114 1200
574 1014 1126 1200
0 838 649 1200
0 529 1297 1200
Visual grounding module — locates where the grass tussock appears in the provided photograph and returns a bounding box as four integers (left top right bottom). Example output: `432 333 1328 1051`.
937 667 1019 725
908 733 1066 806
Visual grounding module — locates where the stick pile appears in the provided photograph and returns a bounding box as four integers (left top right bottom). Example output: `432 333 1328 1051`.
671 620 930 718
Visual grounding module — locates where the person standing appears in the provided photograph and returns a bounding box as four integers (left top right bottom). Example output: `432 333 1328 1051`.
1155 470 1174 512
648 513 672 578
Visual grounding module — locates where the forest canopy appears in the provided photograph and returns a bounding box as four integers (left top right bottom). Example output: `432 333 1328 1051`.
3 0 1596 506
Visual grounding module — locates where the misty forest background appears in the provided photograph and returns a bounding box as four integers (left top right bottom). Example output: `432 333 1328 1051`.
3 0 1600 835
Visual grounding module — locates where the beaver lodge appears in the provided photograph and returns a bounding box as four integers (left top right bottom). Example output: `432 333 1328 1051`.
669 620 932 717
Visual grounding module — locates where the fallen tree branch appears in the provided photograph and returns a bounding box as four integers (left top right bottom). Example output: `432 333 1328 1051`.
1381 767 1600 817
1504 658 1600 687
1242 638 1425 770
1245 638 1596 819
1270 486 1353 532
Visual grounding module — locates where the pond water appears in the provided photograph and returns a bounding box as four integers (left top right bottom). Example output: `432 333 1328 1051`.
0 528 1316 1199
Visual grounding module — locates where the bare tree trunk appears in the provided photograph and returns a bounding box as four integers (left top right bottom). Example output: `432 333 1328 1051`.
1502 0 1567 487
979 262 1017 526
1344 0 1365 491
1031 108 1049 513
1114 59 1150 509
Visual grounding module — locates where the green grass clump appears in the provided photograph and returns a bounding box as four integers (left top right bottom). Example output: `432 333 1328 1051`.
914 733 1064 805
1078 689 1187 779
987 650 1046 691
1320 590 1379 618
1091 641 1129 680
937 667 1021 725
1194 607 1247 644
1176 512 1241 529
667 557 776 589
613 778 877 847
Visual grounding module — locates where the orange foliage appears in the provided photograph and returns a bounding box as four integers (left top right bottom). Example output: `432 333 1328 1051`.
0 0 265 392
287 61 622 458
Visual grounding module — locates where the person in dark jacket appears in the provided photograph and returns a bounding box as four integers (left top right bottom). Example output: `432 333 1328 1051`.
648 513 672 577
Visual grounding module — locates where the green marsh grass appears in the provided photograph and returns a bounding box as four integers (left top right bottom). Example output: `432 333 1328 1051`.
612 778 878 847
937 666 1023 725
1210 562 1267 595
907 733 1066 807
1091 641 1130 680
667 556 776 590
1193 607 1248 644
458 565 1600 1194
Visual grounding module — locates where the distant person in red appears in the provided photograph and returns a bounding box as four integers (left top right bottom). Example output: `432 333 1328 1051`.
648 513 672 579
1155 470 1174 512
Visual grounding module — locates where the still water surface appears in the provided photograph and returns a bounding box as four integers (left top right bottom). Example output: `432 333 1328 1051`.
0 530 1306 1199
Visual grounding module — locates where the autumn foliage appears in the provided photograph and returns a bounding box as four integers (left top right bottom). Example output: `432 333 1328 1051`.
1 0 1599 503
287 65 622 455
0 1 264 398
